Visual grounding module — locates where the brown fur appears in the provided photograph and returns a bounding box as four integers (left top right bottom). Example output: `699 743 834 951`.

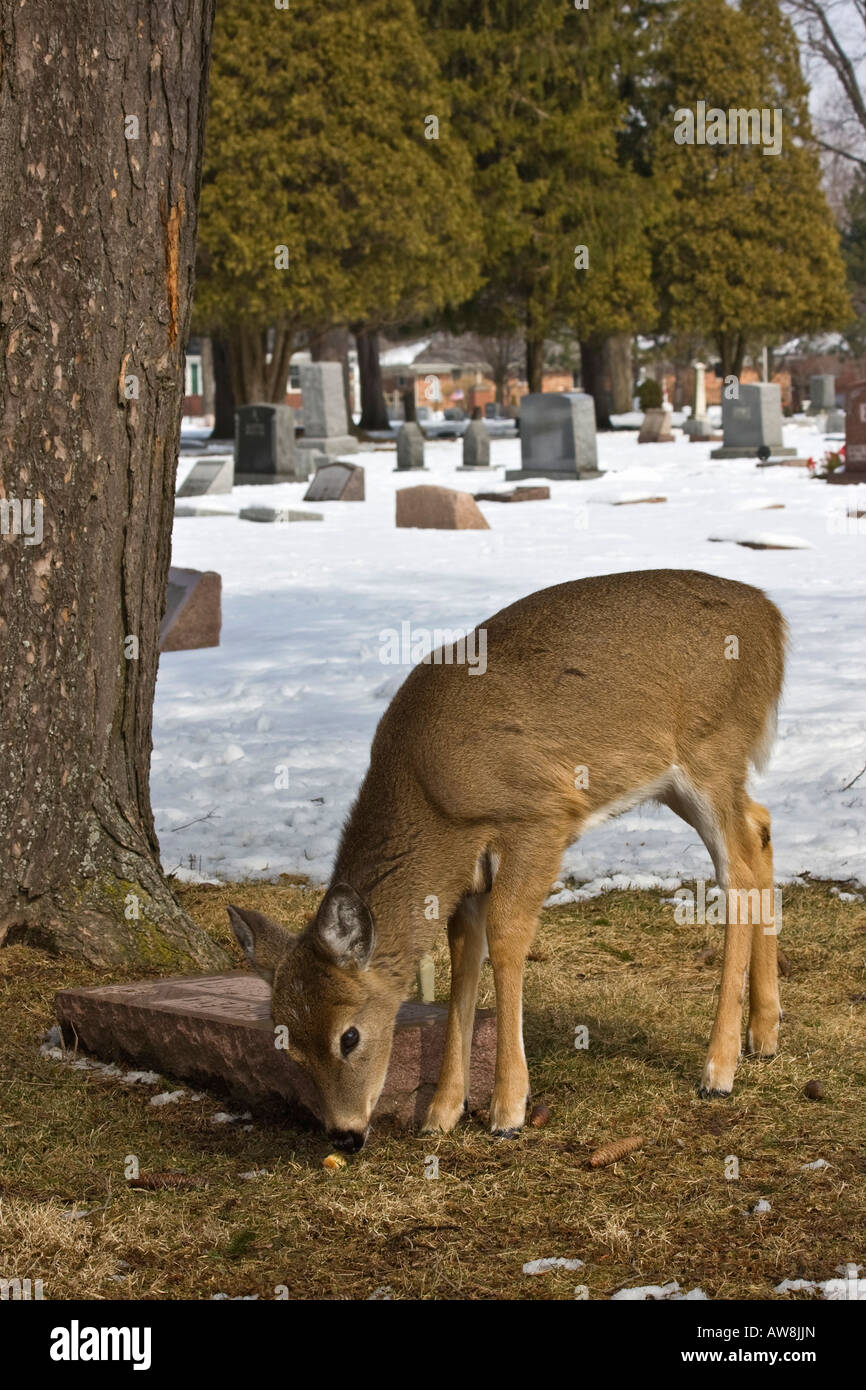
230 570 787 1145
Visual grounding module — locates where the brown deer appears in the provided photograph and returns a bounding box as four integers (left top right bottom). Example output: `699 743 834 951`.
229 569 786 1152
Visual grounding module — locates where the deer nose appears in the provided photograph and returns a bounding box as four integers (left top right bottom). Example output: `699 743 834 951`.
330 1128 366 1153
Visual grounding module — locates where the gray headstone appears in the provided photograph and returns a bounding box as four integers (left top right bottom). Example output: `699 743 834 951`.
506 392 599 480
239 506 323 523
235 404 296 476
824 409 845 434
460 418 490 467
682 417 715 440
711 384 796 459
177 455 234 497
296 362 358 457
396 420 426 471
809 374 836 412
303 462 365 502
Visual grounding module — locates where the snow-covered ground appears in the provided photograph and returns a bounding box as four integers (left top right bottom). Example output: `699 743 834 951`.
155 420 866 894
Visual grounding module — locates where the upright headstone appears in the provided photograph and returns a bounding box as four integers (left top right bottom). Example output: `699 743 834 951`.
824 408 845 434
828 380 866 484
506 392 599 480
711 384 795 459
296 362 358 459
303 461 365 502
809 374 836 413
396 421 426 471
235 404 296 479
177 454 234 497
459 410 491 469
638 407 673 443
160 568 221 652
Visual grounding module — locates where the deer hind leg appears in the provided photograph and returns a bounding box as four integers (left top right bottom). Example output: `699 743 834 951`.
663 772 771 1097
484 834 563 1137
744 799 780 1059
422 892 488 1135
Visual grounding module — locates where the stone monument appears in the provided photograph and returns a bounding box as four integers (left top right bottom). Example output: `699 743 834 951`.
506 392 600 480
711 384 796 459
296 362 358 460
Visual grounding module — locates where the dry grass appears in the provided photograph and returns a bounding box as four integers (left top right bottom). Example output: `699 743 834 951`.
1 879 864 1301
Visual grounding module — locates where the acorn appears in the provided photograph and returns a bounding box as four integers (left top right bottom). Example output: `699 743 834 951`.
529 1103 551 1128
803 1079 825 1101
322 1153 347 1172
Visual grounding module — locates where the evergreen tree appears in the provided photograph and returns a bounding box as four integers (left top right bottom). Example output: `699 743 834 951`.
841 171 866 355
415 0 656 395
650 0 850 378
194 0 481 406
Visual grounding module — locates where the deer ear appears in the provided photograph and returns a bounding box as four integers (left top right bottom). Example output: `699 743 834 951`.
312 883 375 969
227 905 291 984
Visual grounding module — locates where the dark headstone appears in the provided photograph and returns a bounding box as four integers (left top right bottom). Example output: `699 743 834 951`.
303 461 365 502
809 374 836 412
506 391 599 480
235 404 296 477
160 567 221 652
54 972 497 1128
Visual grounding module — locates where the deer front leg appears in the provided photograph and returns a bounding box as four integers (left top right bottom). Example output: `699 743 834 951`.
422 893 487 1134
699 815 761 1097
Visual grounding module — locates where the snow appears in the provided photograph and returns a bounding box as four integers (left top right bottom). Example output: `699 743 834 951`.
611 1280 708 1300
155 421 866 893
522 1256 585 1275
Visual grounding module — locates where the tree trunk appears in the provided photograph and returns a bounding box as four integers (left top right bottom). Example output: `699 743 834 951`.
210 337 236 440
603 334 633 414
525 337 545 395
200 336 215 418
354 327 390 431
580 336 612 429
0 0 228 970
717 331 747 381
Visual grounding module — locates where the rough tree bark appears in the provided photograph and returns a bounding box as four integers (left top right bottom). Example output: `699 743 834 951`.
603 334 633 415
525 337 544 395
229 324 293 405
210 337 236 440
354 327 390 431
716 331 747 381
0 0 228 969
580 336 612 429
200 335 215 418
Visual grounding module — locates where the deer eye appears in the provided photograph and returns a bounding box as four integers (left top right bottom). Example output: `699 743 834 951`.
340 1027 360 1057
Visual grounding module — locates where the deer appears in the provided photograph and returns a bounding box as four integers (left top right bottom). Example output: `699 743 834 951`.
228 569 786 1152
